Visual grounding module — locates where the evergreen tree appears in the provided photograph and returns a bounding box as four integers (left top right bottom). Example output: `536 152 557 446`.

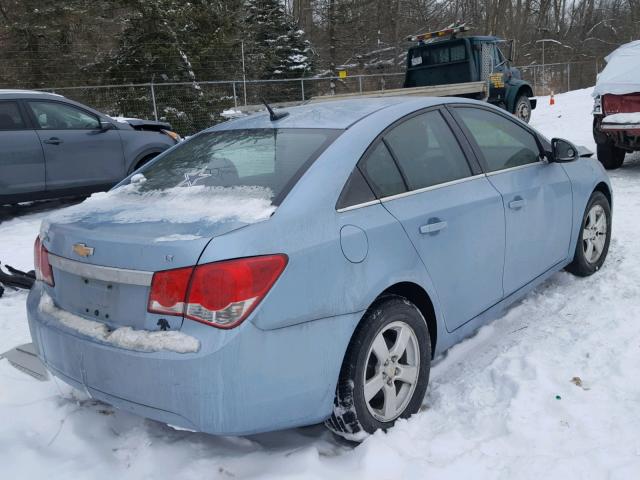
244 0 314 80
100 0 242 134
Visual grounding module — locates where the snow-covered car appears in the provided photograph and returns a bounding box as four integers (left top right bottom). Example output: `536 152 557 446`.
27 97 612 440
592 41 640 169
0 90 180 205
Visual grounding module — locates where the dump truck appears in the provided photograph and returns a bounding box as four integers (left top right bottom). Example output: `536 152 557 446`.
230 24 537 123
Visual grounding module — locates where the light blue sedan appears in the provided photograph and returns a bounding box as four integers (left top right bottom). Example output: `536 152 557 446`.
27 97 612 439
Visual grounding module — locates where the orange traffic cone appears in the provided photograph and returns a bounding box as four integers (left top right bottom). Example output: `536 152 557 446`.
549 92 555 105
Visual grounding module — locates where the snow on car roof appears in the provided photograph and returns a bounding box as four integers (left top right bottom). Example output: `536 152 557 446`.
593 40 640 97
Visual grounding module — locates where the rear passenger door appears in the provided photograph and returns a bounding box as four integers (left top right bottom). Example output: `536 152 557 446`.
25 100 125 191
0 100 45 199
359 108 506 332
451 106 573 295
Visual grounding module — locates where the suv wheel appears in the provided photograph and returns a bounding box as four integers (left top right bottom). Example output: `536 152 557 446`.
566 191 611 277
326 296 431 441
597 142 625 170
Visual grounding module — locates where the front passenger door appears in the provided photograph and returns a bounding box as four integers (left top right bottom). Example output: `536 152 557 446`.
452 106 573 295
26 100 125 191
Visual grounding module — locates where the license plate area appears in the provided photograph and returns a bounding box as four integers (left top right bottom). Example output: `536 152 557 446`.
51 269 150 330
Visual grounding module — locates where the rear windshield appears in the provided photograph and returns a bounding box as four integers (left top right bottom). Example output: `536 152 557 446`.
136 128 341 204
410 41 467 68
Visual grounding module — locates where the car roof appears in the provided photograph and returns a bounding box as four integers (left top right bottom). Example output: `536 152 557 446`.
0 89 65 100
211 96 469 131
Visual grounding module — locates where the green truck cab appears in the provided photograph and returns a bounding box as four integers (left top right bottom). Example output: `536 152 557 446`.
404 27 537 123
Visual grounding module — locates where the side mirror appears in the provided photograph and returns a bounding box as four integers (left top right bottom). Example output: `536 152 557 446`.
99 120 114 131
550 138 579 162
508 39 515 62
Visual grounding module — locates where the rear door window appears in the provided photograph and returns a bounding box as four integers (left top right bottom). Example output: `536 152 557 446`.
137 128 341 204
358 142 407 198
454 107 541 172
0 101 26 130
384 110 472 190
336 168 376 209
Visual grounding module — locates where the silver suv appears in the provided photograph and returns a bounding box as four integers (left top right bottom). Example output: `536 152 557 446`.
0 90 180 205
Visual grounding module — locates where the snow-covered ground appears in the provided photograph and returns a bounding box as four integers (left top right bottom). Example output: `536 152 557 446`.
2 88 640 479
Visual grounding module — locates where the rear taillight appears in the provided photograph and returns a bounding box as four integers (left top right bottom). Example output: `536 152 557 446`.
34 236 54 286
148 255 287 329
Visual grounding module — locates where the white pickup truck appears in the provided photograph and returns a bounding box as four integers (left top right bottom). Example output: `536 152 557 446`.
592 40 640 169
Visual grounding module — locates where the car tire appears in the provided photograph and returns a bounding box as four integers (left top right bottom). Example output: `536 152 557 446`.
325 295 431 440
597 142 625 170
514 95 532 123
566 191 611 277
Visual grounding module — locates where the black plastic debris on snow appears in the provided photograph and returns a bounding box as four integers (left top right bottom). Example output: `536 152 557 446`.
0 262 35 297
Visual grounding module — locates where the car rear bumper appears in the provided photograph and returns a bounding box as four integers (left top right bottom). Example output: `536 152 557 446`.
27 283 361 435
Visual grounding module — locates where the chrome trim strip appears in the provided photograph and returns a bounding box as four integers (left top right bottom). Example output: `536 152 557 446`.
485 162 542 177
336 199 381 213
48 254 153 286
380 173 486 203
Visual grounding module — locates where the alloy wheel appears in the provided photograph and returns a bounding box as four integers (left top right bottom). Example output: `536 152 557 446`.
582 204 607 263
363 320 420 422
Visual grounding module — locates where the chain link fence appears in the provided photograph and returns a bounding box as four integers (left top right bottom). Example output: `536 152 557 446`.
38 62 597 136
516 61 600 97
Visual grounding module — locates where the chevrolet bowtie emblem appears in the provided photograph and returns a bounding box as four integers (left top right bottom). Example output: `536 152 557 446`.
73 243 94 257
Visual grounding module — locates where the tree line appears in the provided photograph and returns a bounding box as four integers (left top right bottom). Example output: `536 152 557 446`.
1 0 637 89
0 0 636 134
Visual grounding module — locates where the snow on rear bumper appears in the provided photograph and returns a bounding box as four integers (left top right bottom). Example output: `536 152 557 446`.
26 283 359 435
600 113 640 133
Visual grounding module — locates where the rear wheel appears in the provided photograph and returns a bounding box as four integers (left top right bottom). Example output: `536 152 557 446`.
514 95 532 123
566 191 611 277
597 142 625 170
326 296 431 440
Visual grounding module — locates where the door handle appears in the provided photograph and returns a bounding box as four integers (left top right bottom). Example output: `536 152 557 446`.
42 137 62 145
420 220 447 234
508 198 525 210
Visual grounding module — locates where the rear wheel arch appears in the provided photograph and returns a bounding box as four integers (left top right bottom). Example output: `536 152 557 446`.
375 282 438 358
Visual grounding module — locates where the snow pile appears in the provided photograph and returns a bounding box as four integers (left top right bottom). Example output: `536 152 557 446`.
43 184 276 227
221 108 245 119
39 293 200 354
531 88 598 150
593 40 640 97
602 113 640 125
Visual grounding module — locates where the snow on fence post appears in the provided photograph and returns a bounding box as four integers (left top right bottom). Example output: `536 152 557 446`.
301 78 305 101
358 76 363 94
150 82 158 121
567 63 570 92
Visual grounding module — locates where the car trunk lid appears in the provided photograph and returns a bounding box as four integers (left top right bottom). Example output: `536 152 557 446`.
40 185 275 332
